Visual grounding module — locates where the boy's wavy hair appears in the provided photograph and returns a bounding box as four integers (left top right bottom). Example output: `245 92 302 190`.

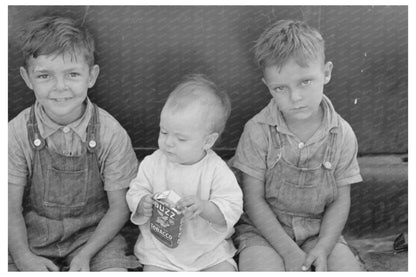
166 74 231 136
19 15 95 68
254 19 325 70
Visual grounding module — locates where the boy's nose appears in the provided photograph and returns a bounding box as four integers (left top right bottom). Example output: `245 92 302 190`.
290 89 303 102
54 76 68 91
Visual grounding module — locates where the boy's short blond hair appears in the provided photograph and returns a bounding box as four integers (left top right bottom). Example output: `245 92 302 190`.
164 74 231 136
254 19 325 70
19 15 95 68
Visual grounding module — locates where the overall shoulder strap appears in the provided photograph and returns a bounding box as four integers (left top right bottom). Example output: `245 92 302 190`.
26 105 46 150
86 104 100 153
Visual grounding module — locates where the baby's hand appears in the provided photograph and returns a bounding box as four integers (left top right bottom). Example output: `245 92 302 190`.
176 196 205 220
138 194 153 217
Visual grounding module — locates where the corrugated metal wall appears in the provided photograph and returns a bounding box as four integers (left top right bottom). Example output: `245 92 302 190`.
8 6 408 156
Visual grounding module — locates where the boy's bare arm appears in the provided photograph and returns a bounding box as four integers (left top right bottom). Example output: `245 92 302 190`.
242 173 306 270
303 185 351 271
69 188 130 270
9 184 60 271
314 185 351 252
8 185 30 258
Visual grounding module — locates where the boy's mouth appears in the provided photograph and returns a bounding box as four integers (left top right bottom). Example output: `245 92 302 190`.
51 97 72 102
292 106 307 111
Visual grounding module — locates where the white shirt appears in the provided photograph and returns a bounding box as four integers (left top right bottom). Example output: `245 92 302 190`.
126 149 243 271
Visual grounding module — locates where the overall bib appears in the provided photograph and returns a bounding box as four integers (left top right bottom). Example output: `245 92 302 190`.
234 124 341 250
23 104 108 257
265 126 338 245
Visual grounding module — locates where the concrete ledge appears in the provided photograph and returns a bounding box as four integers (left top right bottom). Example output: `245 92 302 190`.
344 155 408 238
347 234 408 271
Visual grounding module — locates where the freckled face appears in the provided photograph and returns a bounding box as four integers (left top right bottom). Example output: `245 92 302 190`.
20 52 99 125
263 58 332 123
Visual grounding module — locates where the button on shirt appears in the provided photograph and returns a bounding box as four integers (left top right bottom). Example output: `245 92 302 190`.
8 98 139 191
62 126 70 133
231 95 363 187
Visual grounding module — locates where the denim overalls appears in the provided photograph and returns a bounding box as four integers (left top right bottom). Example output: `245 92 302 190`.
264 125 338 244
235 123 339 249
23 104 108 257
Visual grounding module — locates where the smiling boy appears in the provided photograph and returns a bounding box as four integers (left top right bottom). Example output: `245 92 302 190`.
8 15 139 271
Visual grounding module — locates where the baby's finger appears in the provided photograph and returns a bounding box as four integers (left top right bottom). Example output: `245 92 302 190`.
183 206 196 218
143 200 153 208
177 198 194 209
143 209 153 217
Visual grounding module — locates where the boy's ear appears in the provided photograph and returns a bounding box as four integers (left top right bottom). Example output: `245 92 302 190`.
88 65 100 88
20 66 34 90
323 61 333 85
203 132 219 150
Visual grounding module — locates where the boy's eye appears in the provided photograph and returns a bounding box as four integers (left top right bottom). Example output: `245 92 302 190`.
274 86 287 93
178 138 187 142
69 72 81 78
301 80 312 86
36 74 49 79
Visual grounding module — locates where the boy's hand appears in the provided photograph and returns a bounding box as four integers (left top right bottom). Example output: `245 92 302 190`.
283 248 307 271
15 252 59 271
69 253 91 271
176 196 206 220
302 245 328 271
137 194 153 217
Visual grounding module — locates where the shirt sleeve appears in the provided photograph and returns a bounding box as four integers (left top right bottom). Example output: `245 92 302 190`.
126 155 155 225
8 112 31 187
208 160 243 233
230 120 268 183
98 118 139 191
335 121 363 186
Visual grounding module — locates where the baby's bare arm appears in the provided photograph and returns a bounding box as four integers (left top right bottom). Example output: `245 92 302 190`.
242 173 306 271
177 196 226 226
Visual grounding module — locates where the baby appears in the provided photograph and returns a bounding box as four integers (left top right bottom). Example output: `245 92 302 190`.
126 74 243 271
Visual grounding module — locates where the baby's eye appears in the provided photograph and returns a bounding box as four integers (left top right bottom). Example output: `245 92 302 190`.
177 138 187 142
160 130 167 135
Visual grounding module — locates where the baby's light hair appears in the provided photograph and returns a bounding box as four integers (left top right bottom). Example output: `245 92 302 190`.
19 15 95 68
254 19 325 70
164 74 231 136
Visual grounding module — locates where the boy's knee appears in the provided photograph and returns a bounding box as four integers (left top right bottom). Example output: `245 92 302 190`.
238 245 285 271
100 267 127 271
328 243 363 271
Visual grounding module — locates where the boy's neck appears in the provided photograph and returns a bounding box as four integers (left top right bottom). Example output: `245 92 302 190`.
284 106 324 143
42 101 87 126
